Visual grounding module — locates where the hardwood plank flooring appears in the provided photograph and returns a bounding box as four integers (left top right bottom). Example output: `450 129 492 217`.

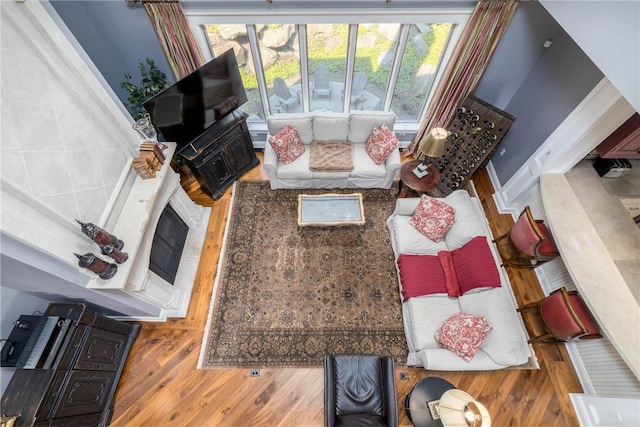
110 153 582 426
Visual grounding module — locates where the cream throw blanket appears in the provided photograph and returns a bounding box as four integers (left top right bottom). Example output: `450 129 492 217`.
309 141 354 172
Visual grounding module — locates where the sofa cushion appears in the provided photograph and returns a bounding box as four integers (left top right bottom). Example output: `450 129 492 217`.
365 124 399 165
267 115 314 144
397 254 447 302
451 236 501 294
312 113 350 141
435 312 492 361
443 190 487 249
389 214 449 255
459 288 530 366
351 144 388 178
348 111 396 143
276 149 314 180
403 295 460 351
268 125 305 164
409 195 456 242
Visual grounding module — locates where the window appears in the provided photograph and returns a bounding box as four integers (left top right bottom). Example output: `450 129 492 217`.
188 9 468 139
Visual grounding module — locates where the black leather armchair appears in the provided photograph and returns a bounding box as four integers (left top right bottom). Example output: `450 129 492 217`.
324 354 398 427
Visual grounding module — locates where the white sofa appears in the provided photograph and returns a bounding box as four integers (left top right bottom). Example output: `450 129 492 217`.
263 111 401 189
386 190 533 370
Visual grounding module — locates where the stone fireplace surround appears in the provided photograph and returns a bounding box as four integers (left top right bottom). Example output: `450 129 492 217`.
89 143 211 320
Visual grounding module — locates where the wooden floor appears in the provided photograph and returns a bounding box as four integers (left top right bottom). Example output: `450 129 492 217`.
110 153 583 427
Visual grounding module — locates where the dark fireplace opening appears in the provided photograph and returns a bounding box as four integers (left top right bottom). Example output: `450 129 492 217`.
149 204 189 285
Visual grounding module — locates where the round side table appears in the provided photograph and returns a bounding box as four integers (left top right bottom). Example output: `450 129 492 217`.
398 160 441 198
405 377 455 427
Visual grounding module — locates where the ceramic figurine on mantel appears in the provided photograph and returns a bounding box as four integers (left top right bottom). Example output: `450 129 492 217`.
100 244 128 264
76 220 124 250
74 253 118 280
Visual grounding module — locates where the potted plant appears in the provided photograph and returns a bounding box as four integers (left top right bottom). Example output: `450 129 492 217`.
121 60 192 174
121 58 170 120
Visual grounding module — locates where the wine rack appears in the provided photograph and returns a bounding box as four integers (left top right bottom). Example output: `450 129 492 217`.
435 95 515 195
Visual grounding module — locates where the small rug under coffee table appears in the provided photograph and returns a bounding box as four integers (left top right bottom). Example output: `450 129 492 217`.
198 181 407 369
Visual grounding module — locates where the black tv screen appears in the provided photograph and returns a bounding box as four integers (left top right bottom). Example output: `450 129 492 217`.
143 49 247 147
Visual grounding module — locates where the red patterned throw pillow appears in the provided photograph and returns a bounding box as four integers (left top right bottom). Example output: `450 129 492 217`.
365 123 399 165
409 195 456 242
435 312 492 361
451 236 501 294
268 125 305 164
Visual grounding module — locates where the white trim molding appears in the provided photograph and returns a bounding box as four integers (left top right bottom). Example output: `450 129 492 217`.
491 77 636 216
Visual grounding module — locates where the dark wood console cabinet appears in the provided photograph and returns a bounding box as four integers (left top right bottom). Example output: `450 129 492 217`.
1 303 140 427
177 110 259 200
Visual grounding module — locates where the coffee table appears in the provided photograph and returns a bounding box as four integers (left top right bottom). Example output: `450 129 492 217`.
297 193 365 227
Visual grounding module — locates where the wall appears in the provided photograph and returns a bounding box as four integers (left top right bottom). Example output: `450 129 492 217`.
475 1 603 185
1 1 161 315
473 1 559 111
49 1 609 188
49 0 174 108
1 12 128 222
540 0 640 113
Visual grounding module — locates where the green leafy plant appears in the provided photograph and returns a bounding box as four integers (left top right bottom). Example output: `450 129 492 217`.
121 58 170 120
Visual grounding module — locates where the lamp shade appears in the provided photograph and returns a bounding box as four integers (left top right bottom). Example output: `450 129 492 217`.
438 389 491 427
418 127 447 158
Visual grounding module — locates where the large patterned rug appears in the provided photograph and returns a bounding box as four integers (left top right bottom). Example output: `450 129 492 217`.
198 181 407 368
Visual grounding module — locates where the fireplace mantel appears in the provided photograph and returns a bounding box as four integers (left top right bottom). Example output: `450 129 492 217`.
87 142 211 320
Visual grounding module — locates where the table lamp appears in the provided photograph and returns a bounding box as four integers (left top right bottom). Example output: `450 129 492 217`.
438 389 491 427
412 127 447 178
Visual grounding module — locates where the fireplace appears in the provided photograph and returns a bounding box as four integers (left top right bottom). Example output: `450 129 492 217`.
85 144 212 320
150 205 189 285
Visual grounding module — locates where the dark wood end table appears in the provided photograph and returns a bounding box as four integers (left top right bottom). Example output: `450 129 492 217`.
398 160 441 198
405 377 455 427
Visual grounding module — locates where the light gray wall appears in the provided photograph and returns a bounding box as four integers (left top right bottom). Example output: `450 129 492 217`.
49 0 174 108
475 2 603 185
474 1 560 111
540 0 640 112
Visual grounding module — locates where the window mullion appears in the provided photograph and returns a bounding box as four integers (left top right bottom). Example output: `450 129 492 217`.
298 24 309 113
343 24 358 112
248 25 269 119
385 24 410 112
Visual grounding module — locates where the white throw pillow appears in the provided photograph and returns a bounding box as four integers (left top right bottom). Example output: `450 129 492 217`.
267 115 314 144
312 113 350 141
348 111 396 143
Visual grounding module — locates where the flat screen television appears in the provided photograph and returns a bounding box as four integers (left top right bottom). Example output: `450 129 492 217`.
143 49 247 148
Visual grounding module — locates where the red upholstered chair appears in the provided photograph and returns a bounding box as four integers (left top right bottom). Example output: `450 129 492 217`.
518 288 602 343
493 206 559 268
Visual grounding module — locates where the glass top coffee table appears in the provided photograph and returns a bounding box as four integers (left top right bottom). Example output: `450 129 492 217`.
297 193 365 227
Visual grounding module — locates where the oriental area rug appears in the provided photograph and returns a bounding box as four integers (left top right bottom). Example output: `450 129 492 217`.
198 181 408 369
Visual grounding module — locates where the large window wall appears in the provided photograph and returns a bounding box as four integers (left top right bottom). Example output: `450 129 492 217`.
188 9 469 137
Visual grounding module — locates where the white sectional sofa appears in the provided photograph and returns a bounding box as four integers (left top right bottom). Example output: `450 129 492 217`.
386 190 533 370
263 111 401 189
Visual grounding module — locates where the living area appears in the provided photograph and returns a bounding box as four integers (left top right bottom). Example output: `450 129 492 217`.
2 1 639 426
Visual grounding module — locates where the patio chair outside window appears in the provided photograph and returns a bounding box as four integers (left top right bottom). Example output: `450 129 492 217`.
273 78 300 112
351 71 368 106
311 63 332 99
